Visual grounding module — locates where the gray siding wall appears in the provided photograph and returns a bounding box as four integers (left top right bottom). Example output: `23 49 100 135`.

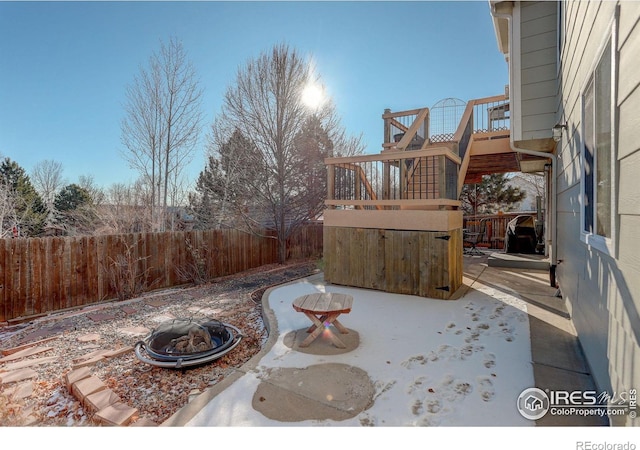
556 0 640 425
519 1 558 140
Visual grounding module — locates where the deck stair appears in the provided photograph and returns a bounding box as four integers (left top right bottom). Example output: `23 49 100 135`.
375 94 517 201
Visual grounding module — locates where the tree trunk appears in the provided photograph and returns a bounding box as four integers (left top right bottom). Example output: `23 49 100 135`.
278 229 287 264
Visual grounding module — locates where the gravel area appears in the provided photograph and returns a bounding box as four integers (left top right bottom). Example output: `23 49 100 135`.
0 260 319 426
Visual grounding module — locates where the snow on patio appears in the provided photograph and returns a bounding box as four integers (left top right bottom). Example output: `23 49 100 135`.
186 276 535 426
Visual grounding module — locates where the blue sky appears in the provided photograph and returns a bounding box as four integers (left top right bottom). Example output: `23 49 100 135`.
0 1 508 190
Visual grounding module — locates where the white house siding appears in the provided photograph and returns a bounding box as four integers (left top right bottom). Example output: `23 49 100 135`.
556 0 640 425
519 1 558 141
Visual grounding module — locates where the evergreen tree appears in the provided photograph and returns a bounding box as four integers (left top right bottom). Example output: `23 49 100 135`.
0 158 48 237
290 115 334 219
460 173 526 215
188 155 224 230
54 183 92 212
53 183 96 235
189 129 256 229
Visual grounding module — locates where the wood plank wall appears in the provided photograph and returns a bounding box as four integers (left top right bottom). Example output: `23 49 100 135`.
0 225 323 323
324 226 463 300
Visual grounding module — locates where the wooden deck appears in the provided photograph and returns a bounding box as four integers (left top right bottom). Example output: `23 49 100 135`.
322 94 551 301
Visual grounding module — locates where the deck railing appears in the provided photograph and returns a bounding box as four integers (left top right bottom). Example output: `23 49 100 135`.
454 102 474 162
452 94 510 192
453 94 510 151
472 95 510 134
325 147 461 210
325 94 510 212
382 107 430 152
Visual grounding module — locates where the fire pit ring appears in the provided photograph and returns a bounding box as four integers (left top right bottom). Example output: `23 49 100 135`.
134 318 243 369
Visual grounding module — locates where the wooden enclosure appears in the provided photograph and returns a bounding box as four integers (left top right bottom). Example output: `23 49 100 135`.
323 226 463 300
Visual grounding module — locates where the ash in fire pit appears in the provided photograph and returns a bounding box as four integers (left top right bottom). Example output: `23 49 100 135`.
135 318 242 369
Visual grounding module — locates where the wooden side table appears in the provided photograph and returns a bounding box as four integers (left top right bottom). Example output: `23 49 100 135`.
292 293 353 348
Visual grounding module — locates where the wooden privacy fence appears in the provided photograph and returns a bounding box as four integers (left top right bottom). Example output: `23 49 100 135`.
463 213 535 250
0 225 323 323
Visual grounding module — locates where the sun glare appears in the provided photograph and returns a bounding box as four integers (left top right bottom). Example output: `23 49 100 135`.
301 82 325 109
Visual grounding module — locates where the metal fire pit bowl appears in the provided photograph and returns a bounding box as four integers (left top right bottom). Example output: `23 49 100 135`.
134 318 242 369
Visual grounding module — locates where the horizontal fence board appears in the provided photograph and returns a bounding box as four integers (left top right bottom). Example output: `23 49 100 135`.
0 225 322 323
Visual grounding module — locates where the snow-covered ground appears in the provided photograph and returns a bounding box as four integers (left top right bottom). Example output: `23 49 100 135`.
26 275 629 448
187 276 535 427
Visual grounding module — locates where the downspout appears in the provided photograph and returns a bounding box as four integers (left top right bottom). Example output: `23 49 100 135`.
491 2 559 284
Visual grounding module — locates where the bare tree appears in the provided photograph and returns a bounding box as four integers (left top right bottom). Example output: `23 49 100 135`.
97 180 152 234
167 169 192 231
77 174 106 206
31 160 65 209
510 172 545 197
211 43 364 262
121 36 204 231
0 182 18 238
